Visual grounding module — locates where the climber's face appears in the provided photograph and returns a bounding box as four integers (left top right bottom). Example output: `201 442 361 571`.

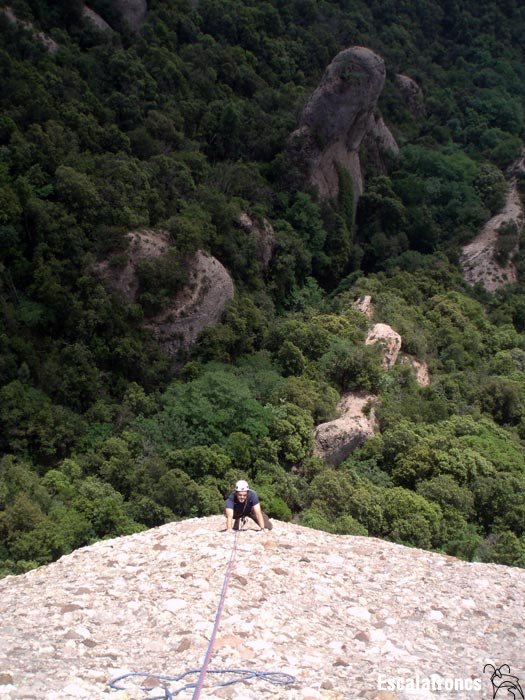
236 490 248 502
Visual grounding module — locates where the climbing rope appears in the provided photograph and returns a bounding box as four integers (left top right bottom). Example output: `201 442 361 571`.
108 523 296 698
109 668 295 699
190 528 240 698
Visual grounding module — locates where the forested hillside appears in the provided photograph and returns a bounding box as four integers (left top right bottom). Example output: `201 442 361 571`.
1 0 525 576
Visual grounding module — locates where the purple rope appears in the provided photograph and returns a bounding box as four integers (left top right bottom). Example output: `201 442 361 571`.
191 529 239 699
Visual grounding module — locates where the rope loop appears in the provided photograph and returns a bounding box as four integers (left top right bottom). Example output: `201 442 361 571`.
109 668 296 698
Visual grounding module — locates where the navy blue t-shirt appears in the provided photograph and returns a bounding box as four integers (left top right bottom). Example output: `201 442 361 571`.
225 490 260 519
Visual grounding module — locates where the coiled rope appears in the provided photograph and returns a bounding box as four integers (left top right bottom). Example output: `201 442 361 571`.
109 668 295 698
108 525 296 698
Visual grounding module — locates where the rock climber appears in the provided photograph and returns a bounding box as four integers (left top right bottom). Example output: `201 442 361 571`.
224 480 272 531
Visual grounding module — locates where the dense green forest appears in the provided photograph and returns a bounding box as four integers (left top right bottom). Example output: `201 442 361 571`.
1 0 525 576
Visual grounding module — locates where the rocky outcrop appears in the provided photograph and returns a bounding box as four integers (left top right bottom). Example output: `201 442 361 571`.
461 156 524 292
83 0 147 32
300 47 386 151
238 212 276 268
286 46 387 205
353 299 429 385
144 251 234 357
1 516 523 700
361 110 400 174
400 354 431 386
313 322 405 466
3 0 147 37
93 230 234 357
83 5 112 32
353 294 374 318
365 322 402 369
313 319 407 466
94 229 170 302
315 393 377 466
2 6 59 53
395 73 426 119
112 0 147 31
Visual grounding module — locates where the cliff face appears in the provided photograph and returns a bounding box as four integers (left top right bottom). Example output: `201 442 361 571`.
461 155 525 292
93 231 234 358
285 47 397 206
82 0 147 32
1 516 523 699
314 393 377 466
94 229 170 303
144 250 234 358
299 47 386 151
82 5 112 32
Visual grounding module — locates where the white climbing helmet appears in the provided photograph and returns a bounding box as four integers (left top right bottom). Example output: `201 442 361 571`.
235 480 249 492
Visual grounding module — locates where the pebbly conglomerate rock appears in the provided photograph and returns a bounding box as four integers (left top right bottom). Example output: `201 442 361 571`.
0 516 523 700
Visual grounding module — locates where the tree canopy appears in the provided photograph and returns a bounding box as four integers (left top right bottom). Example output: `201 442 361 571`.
1 0 525 574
